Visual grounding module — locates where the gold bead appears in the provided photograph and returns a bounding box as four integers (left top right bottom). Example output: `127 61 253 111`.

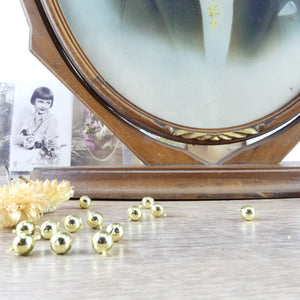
91 231 113 255
141 196 155 209
63 215 83 233
127 206 143 221
40 221 60 240
87 212 104 229
79 195 92 209
240 205 256 221
151 203 165 218
13 220 36 235
9 234 40 255
106 223 125 242
50 232 72 255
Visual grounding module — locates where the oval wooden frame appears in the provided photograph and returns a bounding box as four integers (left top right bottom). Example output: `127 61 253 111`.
22 0 300 199
40 0 300 145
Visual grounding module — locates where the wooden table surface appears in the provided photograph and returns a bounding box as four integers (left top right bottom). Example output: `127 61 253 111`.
1 198 300 299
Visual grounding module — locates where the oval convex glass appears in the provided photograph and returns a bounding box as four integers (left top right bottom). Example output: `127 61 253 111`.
58 0 300 129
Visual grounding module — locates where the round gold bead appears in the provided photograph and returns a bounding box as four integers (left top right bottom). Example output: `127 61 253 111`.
106 223 125 242
127 206 143 221
87 212 104 229
40 221 59 240
141 196 155 209
151 203 165 218
9 233 40 255
63 215 83 233
13 220 36 236
50 232 72 255
79 195 92 209
240 205 256 221
91 231 114 255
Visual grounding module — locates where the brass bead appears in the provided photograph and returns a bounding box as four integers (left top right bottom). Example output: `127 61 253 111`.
13 220 36 236
141 196 155 209
50 232 73 255
87 212 104 229
106 223 125 242
240 205 256 221
79 195 92 209
40 221 59 240
63 215 83 233
9 234 40 255
127 206 143 221
91 231 113 255
151 203 165 218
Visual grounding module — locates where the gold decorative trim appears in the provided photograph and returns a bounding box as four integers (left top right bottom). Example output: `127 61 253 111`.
172 128 259 142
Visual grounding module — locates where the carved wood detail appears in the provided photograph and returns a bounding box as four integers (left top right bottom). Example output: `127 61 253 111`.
219 116 300 164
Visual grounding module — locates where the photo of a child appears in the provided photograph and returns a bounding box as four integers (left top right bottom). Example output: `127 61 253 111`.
9 81 73 172
18 86 57 152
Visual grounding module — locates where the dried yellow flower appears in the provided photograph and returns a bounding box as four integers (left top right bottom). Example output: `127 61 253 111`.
0 179 73 229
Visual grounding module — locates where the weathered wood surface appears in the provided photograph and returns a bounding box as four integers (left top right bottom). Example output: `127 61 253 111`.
1 199 300 299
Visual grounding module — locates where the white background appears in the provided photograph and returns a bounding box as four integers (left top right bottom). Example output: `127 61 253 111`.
0 1 298 162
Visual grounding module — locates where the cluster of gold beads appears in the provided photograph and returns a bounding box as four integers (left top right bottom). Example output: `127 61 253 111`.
8 196 258 256
8 195 125 256
9 219 72 255
9 207 127 255
91 222 125 256
9 221 41 255
127 196 167 221
78 196 125 255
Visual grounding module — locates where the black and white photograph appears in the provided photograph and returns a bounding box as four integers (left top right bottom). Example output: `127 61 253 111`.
0 82 14 174
9 81 73 172
59 0 300 128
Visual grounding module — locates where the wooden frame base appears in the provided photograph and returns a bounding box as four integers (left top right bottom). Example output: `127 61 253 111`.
23 0 300 201
30 163 300 199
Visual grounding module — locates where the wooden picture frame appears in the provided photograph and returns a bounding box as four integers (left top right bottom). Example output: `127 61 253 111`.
22 0 300 199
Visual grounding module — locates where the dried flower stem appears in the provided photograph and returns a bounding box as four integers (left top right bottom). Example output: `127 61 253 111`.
4 166 13 187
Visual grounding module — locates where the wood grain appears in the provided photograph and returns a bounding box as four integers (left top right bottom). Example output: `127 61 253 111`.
30 163 300 199
1 199 300 299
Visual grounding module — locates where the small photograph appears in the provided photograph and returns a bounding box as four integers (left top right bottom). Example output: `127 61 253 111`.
9 81 73 172
0 82 14 175
71 98 126 166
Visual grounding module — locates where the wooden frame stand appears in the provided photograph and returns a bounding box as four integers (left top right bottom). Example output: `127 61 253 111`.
30 163 300 199
23 0 300 199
